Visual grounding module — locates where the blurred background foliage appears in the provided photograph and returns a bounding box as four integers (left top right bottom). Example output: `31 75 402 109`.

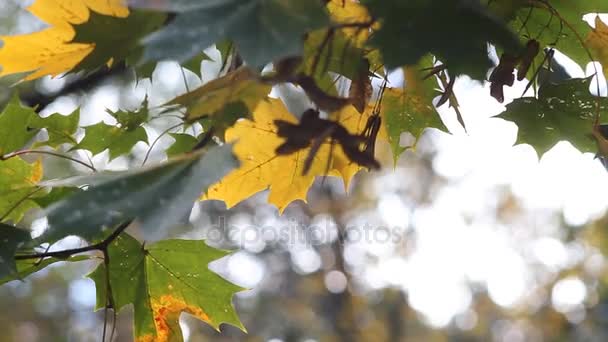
2 1 608 341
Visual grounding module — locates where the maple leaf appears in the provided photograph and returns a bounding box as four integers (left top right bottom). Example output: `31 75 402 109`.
204 98 382 212
499 76 608 155
364 0 521 79
39 144 237 243
0 0 163 81
326 0 373 45
586 16 608 77
0 96 39 155
72 121 148 161
380 60 447 163
88 233 244 341
31 109 80 148
167 67 271 132
166 133 200 158
140 0 329 68
0 158 43 223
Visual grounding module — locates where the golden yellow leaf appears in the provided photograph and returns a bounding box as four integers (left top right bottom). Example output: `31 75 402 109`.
168 67 271 122
326 0 372 45
586 16 608 77
0 0 128 80
204 98 383 212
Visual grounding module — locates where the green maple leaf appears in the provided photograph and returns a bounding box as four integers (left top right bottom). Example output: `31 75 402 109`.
364 0 521 79
509 1 608 71
39 144 238 243
30 109 80 148
182 52 213 76
0 224 30 279
140 0 329 68
88 233 244 341
381 56 446 163
0 95 38 155
107 97 149 131
72 122 148 161
166 133 200 157
0 157 43 223
70 9 166 72
500 76 608 155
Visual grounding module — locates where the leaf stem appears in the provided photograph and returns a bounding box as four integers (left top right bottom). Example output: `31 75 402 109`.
1 149 96 172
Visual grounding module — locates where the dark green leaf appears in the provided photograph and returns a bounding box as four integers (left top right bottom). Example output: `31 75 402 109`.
71 9 166 72
32 187 80 209
142 0 329 68
364 0 522 79
39 144 238 243
0 223 30 279
500 76 608 155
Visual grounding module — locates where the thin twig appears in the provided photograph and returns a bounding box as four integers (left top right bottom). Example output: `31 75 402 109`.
1 149 96 172
14 221 132 260
141 122 184 166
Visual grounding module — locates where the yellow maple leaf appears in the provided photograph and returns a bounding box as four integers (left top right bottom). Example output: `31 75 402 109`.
204 98 382 212
326 0 373 45
586 16 608 77
0 0 128 80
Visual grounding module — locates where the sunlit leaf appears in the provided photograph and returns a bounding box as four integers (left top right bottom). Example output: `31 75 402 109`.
586 16 608 77
88 233 244 340
0 158 43 223
204 99 382 212
327 0 373 45
167 67 271 130
0 96 38 155
0 0 135 80
380 59 446 163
